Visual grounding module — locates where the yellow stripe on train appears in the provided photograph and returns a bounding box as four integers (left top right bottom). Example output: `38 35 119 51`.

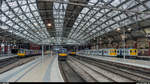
17 53 25 56
70 52 76 54
58 53 67 56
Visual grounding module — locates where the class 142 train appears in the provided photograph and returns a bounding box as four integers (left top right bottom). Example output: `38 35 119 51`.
77 48 138 57
58 48 68 61
11 49 42 57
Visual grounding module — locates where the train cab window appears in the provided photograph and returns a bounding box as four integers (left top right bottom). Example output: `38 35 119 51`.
20 49 25 53
135 50 137 53
130 50 132 53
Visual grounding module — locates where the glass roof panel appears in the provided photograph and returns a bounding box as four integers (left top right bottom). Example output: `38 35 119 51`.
0 0 50 43
145 1 150 7
18 0 27 5
1 0 150 45
68 0 150 42
7 1 18 8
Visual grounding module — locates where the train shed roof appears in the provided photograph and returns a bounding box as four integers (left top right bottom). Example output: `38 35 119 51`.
0 0 150 45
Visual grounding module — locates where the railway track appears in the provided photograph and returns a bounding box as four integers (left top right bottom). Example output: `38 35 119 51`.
0 56 39 74
68 56 150 82
68 56 134 82
76 54 150 61
58 61 85 82
114 56 150 61
0 57 19 68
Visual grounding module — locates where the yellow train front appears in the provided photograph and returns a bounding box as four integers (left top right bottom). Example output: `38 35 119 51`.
117 48 138 58
103 48 117 56
69 50 76 56
58 48 68 61
17 49 26 57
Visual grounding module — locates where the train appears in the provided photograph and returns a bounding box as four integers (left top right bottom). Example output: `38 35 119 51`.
117 48 138 57
11 49 42 57
69 50 76 56
77 48 138 57
58 48 68 61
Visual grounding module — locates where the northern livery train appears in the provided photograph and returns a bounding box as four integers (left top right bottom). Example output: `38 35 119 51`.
77 48 138 57
11 49 42 57
117 48 138 57
69 50 76 56
58 48 68 61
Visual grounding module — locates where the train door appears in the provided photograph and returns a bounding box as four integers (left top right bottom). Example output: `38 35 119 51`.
103 50 105 56
114 49 117 56
120 49 123 57
102 50 103 56
109 49 111 56
117 49 120 57
99 50 102 56
104 49 108 56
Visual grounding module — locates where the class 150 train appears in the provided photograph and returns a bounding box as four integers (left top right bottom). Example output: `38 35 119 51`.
77 48 138 57
11 49 42 57
69 50 76 56
69 52 76 55
58 48 68 61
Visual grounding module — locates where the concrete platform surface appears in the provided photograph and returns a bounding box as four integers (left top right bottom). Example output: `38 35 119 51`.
0 55 64 82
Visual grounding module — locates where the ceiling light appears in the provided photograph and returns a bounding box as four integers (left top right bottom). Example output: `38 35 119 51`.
116 28 120 31
128 28 132 31
47 23 52 27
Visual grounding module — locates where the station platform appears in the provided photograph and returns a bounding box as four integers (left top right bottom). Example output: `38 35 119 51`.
78 55 150 69
137 56 150 59
0 55 64 82
0 54 18 60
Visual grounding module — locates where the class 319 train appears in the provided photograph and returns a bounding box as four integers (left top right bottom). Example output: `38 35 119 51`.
77 48 138 57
